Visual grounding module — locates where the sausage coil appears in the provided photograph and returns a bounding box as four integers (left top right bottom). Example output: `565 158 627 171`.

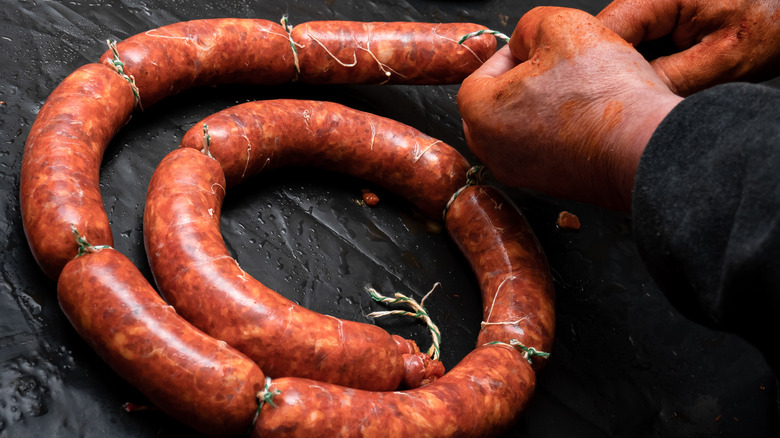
249 184 555 436
144 146 445 390
445 185 556 370
58 244 264 437
18 15 550 437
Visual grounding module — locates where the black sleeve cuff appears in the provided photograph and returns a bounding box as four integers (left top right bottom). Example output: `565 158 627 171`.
632 82 780 371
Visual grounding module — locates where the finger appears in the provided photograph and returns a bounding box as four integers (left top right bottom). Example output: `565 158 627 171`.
464 45 519 80
458 46 519 120
597 0 680 44
458 46 514 151
507 6 567 61
509 6 632 62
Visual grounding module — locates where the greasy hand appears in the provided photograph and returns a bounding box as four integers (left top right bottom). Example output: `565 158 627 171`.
458 7 682 211
598 0 780 96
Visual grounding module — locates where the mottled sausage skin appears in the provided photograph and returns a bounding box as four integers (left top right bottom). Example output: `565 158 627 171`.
144 148 443 390
252 344 535 437
98 19 296 108
57 247 264 437
291 21 497 84
179 99 471 219
24 19 490 280
445 186 555 370
20 63 135 280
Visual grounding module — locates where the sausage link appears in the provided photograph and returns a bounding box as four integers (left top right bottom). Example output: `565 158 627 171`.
20 63 135 280
144 147 443 390
291 21 497 84
445 186 555 370
57 246 264 437
98 18 296 108
22 17 537 436
24 19 492 279
179 99 471 219
252 344 535 437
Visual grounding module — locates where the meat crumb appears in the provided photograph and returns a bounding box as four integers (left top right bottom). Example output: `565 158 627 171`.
557 211 581 230
362 189 379 206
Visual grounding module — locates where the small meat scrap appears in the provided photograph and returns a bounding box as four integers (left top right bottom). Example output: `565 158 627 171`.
557 211 581 230
362 189 379 206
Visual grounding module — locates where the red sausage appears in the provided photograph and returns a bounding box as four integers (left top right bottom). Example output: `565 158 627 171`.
252 344 535 437
57 245 264 437
98 18 296 108
20 63 135 280
144 147 443 390
291 21 497 84
445 185 555 370
23 19 491 280
178 99 471 219
249 184 553 436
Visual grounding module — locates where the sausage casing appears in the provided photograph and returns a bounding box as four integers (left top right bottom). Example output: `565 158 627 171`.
445 185 555 369
249 184 554 436
20 63 135 280
179 99 471 219
252 344 535 437
57 247 264 437
98 18 296 108
144 147 443 390
292 21 497 84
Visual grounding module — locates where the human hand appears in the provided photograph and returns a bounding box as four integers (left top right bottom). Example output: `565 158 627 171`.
457 7 682 211
598 0 780 96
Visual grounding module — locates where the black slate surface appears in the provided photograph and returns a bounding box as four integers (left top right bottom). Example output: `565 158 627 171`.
0 0 777 437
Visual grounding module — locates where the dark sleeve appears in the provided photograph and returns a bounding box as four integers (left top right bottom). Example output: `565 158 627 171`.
632 82 780 374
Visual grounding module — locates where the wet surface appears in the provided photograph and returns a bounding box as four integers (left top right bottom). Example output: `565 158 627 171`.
0 0 778 437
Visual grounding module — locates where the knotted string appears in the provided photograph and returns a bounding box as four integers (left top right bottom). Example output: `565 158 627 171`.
366 283 442 360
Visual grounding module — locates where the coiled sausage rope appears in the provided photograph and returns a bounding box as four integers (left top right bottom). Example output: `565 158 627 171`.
20 16 554 437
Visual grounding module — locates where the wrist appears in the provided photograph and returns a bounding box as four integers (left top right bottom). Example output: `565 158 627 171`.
610 91 683 211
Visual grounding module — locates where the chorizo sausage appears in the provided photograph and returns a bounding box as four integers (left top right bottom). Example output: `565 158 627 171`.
57 244 264 437
291 21 497 84
144 147 444 390
252 344 535 437
445 185 555 370
178 99 471 219
98 18 297 108
20 63 135 280
96 19 496 108
250 184 553 436
24 18 493 280
19 15 534 436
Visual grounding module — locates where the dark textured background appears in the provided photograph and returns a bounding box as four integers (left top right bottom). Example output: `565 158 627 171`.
0 1 777 437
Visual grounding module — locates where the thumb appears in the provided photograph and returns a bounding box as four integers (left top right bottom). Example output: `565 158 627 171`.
461 45 518 82
458 45 518 124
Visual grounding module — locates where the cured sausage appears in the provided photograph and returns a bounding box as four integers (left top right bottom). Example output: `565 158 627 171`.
178 99 471 219
98 18 297 108
249 184 553 436
57 242 264 437
252 344 535 437
19 14 538 437
24 18 495 280
96 19 497 108
445 185 555 370
144 146 444 390
20 63 135 280
291 21 497 84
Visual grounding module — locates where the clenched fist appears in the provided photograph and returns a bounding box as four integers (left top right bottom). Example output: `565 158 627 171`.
458 7 682 211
